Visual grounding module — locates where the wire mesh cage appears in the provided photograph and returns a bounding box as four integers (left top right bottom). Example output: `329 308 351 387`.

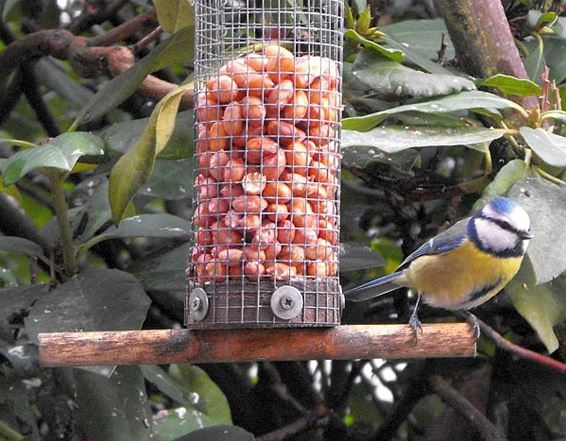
186 0 344 329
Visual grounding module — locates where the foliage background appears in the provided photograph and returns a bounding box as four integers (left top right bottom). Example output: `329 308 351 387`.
0 0 565 440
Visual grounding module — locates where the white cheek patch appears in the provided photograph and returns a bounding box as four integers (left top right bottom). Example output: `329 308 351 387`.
482 204 530 231
475 218 518 252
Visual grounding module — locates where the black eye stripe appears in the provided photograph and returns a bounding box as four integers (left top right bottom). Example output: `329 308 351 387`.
479 215 521 236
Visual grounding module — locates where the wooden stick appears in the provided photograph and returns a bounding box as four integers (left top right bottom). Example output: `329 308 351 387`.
38 324 476 367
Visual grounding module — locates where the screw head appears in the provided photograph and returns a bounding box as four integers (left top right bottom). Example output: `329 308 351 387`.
188 288 209 321
271 286 303 320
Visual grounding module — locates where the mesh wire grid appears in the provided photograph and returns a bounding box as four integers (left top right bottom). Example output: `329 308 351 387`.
187 0 343 328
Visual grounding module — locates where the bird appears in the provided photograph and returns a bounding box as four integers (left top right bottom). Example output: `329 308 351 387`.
345 197 533 339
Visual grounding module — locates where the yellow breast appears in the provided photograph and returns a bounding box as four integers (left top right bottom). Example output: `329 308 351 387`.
402 240 523 310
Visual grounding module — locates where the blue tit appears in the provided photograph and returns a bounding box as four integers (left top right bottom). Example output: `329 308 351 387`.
345 197 533 335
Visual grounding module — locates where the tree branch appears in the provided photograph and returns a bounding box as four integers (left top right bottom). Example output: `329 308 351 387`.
429 375 506 441
434 0 538 111
475 316 566 375
86 9 157 47
256 408 329 441
69 0 131 34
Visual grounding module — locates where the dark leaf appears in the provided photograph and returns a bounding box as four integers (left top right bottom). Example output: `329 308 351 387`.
382 19 454 63
509 176 566 284
170 425 254 441
142 159 193 200
74 366 153 441
0 284 48 323
350 49 474 103
343 125 505 154
147 364 232 440
25 268 150 375
127 243 189 293
343 89 520 132
1 132 105 185
0 237 44 258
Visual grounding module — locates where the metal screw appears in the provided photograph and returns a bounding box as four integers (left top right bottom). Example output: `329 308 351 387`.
191 297 201 311
271 286 303 320
188 288 209 322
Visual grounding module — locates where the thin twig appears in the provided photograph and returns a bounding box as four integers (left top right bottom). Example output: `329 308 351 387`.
474 316 566 375
429 375 506 441
70 0 131 34
87 9 157 47
263 362 309 415
256 409 329 441
131 26 163 55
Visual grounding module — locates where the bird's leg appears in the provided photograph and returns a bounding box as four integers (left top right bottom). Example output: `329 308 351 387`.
461 311 481 341
408 292 423 344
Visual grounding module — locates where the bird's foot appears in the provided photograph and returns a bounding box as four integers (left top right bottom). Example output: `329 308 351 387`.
408 313 423 345
464 312 481 341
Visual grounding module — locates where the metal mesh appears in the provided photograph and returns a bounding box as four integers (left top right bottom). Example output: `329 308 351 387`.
187 0 343 328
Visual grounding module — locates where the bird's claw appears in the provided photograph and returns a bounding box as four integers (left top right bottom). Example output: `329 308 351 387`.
465 312 481 341
408 313 423 345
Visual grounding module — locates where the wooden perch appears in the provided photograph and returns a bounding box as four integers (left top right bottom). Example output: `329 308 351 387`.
39 324 476 367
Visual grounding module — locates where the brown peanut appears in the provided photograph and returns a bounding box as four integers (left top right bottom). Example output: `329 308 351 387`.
246 137 279 164
240 96 266 127
207 75 238 104
232 196 268 213
222 101 244 136
266 203 289 222
217 248 244 266
263 182 292 203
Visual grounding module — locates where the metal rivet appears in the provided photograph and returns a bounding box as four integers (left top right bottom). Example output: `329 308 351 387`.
188 288 209 322
271 286 303 320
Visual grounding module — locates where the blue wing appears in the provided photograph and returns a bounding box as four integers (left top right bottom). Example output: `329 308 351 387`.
396 217 470 271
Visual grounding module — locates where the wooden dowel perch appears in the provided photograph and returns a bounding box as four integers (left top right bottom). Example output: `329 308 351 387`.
39 324 476 367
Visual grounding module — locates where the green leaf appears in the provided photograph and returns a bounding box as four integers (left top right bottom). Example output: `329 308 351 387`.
520 127 566 167
343 89 521 132
154 0 194 33
0 236 44 258
509 176 566 284
128 243 189 293
382 19 454 63
0 284 48 323
343 126 506 154
144 364 231 422
339 243 384 272
350 49 474 104
74 366 153 441
74 178 112 243
168 426 254 441
541 110 566 124
474 159 527 210
73 26 192 127
478 74 542 97
109 83 192 223
25 268 151 375
342 147 420 172
524 35 545 84
99 213 190 240
383 35 457 76
527 10 558 28
1 0 19 20
100 111 194 160
145 364 232 439
0 132 105 185
506 257 566 353
344 29 404 62
142 159 193 200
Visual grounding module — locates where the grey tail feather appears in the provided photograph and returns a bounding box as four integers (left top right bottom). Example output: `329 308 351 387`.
344 272 403 302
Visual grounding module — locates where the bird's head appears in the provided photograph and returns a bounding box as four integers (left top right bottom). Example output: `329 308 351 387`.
469 197 533 257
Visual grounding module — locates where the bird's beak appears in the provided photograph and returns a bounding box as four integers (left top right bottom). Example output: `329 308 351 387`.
520 230 534 240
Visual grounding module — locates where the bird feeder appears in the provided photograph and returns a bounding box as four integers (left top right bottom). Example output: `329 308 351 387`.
187 0 344 328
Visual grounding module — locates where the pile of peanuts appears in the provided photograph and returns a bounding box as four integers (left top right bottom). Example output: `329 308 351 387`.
192 44 341 283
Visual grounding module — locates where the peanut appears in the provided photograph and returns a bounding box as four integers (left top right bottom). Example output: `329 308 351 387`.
222 101 244 136
266 203 289 222
242 171 267 195
263 181 292 203
207 75 238 104
232 196 268 213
